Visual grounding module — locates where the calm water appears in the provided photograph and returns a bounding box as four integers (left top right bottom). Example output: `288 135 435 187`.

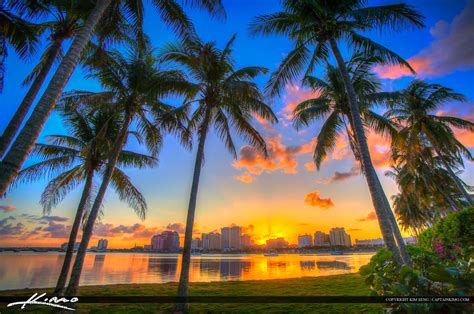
0 252 374 290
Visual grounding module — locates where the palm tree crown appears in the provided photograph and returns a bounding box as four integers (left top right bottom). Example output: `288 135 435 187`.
293 55 397 169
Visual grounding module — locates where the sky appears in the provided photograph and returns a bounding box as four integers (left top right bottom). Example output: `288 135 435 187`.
0 0 473 248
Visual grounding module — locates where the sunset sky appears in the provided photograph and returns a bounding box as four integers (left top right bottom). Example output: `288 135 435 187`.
1 0 473 248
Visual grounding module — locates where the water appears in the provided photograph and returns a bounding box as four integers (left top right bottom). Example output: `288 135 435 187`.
0 252 374 290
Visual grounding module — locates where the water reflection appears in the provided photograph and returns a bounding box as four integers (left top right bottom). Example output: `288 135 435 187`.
0 253 373 290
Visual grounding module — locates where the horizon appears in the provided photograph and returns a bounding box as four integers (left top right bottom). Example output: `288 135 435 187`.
1 0 473 250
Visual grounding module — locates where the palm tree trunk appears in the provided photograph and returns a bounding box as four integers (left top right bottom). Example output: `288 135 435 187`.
0 0 112 196
328 37 404 265
174 108 212 313
65 113 131 297
435 148 473 206
0 38 64 159
54 169 94 296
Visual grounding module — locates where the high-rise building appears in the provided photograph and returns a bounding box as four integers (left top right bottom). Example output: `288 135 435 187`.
202 232 221 250
241 234 252 248
314 231 330 247
151 231 180 252
97 239 108 251
230 226 242 249
298 234 313 248
220 226 242 250
221 227 230 249
191 238 202 249
266 237 289 249
329 228 351 247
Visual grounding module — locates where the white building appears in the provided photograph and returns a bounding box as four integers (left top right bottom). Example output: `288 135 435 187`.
298 234 313 248
329 228 351 247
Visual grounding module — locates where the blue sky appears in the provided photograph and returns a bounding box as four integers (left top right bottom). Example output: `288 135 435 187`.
1 0 473 247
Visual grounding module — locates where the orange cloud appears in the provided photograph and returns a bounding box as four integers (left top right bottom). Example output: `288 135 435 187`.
304 162 316 172
435 102 474 148
0 205 16 212
375 1 474 79
233 135 314 182
280 84 319 122
357 211 377 222
304 191 334 209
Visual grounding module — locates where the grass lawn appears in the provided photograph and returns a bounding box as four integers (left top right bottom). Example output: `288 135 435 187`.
0 273 383 313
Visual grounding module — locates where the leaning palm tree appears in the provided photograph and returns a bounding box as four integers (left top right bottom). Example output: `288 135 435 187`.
12 104 157 295
386 80 474 205
0 0 225 196
250 0 425 265
64 41 195 297
292 54 411 265
161 34 277 312
0 0 138 159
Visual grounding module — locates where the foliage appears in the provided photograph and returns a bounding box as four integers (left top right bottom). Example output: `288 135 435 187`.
418 207 474 261
360 245 473 313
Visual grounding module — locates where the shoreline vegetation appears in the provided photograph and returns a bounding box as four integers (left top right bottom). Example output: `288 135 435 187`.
0 273 382 313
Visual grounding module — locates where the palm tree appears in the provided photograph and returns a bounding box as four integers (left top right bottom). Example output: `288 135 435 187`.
64 41 195 297
292 54 412 265
386 80 474 206
0 0 225 196
250 0 425 265
0 0 137 159
12 103 157 295
161 34 277 312
0 1 42 92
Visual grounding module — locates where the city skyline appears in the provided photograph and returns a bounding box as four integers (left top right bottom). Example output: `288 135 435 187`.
0 0 473 250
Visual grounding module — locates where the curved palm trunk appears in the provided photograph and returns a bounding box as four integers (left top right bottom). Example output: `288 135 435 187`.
174 108 211 313
0 39 64 159
435 148 473 206
328 38 404 265
54 169 94 296
65 113 131 297
0 0 112 196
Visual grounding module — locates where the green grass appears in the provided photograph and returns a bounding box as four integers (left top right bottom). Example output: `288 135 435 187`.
0 273 382 313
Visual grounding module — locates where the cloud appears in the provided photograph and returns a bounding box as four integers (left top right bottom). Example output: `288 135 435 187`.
43 222 72 238
234 173 255 183
166 223 185 234
279 85 319 122
233 135 314 182
304 191 334 209
357 211 377 222
317 165 359 184
41 216 69 223
304 162 316 172
0 205 16 212
375 1 474 79
0 216 25 236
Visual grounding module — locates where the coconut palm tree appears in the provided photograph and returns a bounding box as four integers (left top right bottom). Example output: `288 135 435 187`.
12 103 157 295
64 41 195 297
292 54 412 265
0 0 138 159
250 0 425 265
0 1 43 92
386 80 474 206
161 34 277 312
0 0 225 196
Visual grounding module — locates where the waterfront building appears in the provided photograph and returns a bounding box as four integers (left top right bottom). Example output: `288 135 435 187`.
202 232 221 250
266 237 289 249
314 231 331 247
329 228 351 247
297 234 313 248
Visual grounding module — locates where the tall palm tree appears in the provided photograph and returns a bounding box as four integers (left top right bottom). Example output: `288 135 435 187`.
0 0 225 196
250 0 425 265
386 80 474 206
161 34 277 312
292 54 412 265
0 0 137 159
12 103 157 295
64 41 195 297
